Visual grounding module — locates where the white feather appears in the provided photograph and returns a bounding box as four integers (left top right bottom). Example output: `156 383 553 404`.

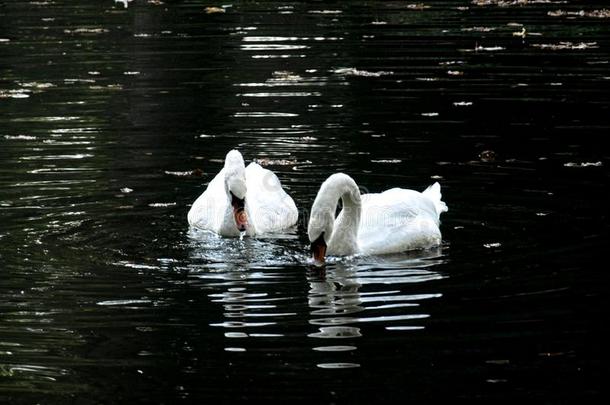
308 173 447 257
187 150 298 236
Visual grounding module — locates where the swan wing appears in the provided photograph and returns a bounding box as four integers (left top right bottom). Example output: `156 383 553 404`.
187 169 232 233
245 162 298 233
357 188 442 254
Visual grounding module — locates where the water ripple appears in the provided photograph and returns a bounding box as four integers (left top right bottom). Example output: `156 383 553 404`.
1 0 606 401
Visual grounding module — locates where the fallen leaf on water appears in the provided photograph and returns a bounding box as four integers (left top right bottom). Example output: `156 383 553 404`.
484 242 502 248
333 68 394 77
479 150 497 162
406 3 430 10
164 169 205 177
532 41 598 50
512 27 527 37
149 202 177 208
548 9 610 18
254 158 311 166
475 45 505 52
461 26 496 32
205 6 226 14
563 161 602 168
64 28 109 35
473 0 557 6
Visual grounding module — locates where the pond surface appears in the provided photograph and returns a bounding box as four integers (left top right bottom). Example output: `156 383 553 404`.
1 0 608 403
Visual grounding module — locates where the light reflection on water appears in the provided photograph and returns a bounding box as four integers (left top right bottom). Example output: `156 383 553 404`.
306 250 444 367
1 0 608 402
184 228 446 369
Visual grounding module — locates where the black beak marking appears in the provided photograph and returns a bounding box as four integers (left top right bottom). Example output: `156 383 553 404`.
310 232 327 263
230 192 247 232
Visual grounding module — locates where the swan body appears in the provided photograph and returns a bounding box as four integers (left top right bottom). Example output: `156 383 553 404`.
187 150 298 236
308 173 447 261
244 161 298 234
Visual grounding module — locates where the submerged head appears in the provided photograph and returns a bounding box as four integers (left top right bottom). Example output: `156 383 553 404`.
224 149 248 232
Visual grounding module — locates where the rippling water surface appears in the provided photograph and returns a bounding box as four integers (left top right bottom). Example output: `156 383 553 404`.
1 0 608 403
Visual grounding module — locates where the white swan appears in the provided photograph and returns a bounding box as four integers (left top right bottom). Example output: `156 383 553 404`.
307 173 447 262
187 150 298 236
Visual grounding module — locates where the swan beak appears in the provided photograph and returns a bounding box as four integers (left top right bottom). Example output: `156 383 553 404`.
231 193 248 232
310 233 327 263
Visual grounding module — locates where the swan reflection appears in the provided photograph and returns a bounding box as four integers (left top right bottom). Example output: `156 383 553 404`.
187 228 302 352
187 229 446 368
307 248 446 368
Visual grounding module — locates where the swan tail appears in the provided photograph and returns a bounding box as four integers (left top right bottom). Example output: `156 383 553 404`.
422 182 448 217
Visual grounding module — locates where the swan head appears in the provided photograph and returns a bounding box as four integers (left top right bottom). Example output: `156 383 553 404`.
224 149 248 232
308 213 332 263
307 173 361 263
309 232 328 264
307 193 337 263
307 192 335 263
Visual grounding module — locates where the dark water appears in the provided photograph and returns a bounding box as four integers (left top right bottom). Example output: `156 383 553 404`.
1 0 609 403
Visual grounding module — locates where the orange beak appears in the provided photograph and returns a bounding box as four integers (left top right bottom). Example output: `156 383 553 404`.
230 192 247 232
310 233 327 263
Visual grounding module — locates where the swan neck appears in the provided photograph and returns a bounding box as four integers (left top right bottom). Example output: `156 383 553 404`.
323 173 361 212
309 174 361 252
332 180 361 245
223 152 246 199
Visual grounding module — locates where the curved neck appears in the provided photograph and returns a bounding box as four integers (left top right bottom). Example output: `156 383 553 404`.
311 174 361 254
223 151 246 199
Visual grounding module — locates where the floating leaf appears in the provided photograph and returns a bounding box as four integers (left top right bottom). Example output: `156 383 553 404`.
204 6 226 14
532 41 598 50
